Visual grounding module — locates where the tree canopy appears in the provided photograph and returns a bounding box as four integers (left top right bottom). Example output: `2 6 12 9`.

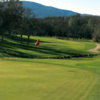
0 0 100 43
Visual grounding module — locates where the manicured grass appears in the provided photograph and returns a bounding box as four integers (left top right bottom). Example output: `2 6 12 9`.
0 36 100 100
0 57 100 100
0 36 97 58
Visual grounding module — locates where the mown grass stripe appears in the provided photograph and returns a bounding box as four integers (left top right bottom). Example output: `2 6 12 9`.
45 69 87 100
70 71 95 100
43 69 78 100
62 70 89 100
80 74 96 100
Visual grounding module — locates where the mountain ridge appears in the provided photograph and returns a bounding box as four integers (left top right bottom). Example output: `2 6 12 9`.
22 1 93 18
22 1 77 18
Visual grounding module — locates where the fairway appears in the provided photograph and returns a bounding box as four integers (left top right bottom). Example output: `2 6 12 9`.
0 36 96 58
0 59 96 100
0 36 99 100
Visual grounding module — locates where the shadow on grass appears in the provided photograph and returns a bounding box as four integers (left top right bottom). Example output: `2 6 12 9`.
5 34 49 44
0 37 90 58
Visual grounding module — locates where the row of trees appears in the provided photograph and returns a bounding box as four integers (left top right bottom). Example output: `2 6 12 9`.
0 0 100 44
0 0 37 45
39 15 100 41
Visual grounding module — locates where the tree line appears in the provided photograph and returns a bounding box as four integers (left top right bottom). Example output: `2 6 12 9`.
0 0 37 45
39 15 100 42
0 0 100 45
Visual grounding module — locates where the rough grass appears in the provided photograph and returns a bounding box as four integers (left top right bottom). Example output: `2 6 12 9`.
0 57 98 100
0 36 96 58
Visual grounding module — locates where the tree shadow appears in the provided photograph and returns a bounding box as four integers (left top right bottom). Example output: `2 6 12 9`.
0 38 89 58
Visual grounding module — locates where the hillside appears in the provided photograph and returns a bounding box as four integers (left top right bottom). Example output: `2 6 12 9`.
22 1 77 18
0 35 96 58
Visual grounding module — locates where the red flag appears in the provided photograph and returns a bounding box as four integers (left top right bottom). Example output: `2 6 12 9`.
35 40 40 46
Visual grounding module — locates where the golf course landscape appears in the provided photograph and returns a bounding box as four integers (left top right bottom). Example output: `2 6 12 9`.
0 0 100 100
0 36 100 100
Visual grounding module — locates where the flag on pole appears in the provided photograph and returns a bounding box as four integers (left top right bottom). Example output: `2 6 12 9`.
35 40 40 46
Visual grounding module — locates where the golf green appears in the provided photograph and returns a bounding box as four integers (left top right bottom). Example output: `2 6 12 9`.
0 59 96 100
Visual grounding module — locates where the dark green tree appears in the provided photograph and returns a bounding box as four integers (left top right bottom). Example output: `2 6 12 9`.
92 25 100 42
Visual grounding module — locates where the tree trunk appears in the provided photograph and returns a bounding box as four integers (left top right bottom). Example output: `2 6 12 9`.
27 33 30 45
1 31 4 43
9 32 11 38
21 33 23 44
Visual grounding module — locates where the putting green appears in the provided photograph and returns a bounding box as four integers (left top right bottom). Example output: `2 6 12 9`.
0 60 96 100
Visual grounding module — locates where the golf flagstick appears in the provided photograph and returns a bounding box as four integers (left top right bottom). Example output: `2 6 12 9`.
35 40 40 46
35 39 40 67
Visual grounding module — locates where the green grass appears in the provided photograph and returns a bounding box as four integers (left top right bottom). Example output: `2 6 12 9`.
0 36 100 100
0 57 100 100
0 36 97 58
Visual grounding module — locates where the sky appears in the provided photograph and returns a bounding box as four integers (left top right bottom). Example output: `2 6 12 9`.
23 0 100 16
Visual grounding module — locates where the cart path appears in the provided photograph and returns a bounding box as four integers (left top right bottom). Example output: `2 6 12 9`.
88 44 100 53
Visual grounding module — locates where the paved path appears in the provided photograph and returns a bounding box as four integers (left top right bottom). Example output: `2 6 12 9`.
88 44 100 53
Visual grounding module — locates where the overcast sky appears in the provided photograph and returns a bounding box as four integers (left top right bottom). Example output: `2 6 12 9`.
23 0 100 16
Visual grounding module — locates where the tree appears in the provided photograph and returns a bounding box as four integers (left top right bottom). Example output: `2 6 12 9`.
68 14 81 39
4 0 25 38
0 1 5 42
92 25 100 42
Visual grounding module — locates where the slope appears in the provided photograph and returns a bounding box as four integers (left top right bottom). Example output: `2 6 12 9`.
22 1 77 18
0 35 96 58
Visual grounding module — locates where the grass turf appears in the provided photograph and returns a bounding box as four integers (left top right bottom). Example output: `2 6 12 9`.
0 57 99 100
0 36 100 100
0 36 97 58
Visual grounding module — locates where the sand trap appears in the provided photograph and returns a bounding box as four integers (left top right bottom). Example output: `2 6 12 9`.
88 44 100 53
